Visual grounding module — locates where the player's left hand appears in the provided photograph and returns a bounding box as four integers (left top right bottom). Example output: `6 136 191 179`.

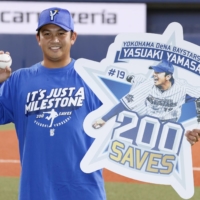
185 129 200 145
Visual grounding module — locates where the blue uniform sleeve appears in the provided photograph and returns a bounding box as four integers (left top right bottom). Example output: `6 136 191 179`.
102 102 128 122
0 80 14 124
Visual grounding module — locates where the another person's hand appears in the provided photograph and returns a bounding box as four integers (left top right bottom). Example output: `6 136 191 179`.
185 129 200 145
0 51 12 83
92 118 106 129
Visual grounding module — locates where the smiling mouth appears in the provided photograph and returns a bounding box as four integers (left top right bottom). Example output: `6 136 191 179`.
50 47 60 50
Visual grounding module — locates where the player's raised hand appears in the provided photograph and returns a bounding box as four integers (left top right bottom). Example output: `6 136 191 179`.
185 129 200 145
92 118 106 129
0 51 12 83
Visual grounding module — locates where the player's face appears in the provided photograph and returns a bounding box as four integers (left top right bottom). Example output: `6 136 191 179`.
36 24 77 66
153 71 168 87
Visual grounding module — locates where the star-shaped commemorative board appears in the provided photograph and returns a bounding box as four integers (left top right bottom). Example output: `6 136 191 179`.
75 22 200 199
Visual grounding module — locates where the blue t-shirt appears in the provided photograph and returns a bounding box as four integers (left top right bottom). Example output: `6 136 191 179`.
0 59 106 200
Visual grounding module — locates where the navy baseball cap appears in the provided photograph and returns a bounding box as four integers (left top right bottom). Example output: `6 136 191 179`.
36 7 74 31
149 60 174 74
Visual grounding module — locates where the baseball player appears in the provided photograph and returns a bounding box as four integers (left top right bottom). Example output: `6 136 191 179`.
93 59 200 128
0 7 106 200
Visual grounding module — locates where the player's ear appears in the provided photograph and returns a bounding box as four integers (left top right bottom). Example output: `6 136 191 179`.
70 31 77 45
166 74 171 80
36 34 41 46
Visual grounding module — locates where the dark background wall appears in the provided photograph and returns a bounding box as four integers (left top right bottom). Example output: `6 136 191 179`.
1 0 200 71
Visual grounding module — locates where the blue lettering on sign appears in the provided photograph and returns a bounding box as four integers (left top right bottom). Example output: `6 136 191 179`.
111 111 184 155
118 47 200 75
165 128 176 150
142 122 154 144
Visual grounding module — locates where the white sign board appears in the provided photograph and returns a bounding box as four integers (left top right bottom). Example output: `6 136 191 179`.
0 2 146 35
75 22 198 199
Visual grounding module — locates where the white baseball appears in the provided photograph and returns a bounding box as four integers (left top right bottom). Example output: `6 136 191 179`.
0 54 12 69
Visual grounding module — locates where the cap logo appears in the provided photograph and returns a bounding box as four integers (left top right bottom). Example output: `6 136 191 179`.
49 10 59 21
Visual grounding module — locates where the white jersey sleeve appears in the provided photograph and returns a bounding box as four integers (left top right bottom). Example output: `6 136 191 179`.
121 79 152 111
130 74 147 91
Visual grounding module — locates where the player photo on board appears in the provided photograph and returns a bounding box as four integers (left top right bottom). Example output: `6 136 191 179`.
75 22 200 199
92 59 200 128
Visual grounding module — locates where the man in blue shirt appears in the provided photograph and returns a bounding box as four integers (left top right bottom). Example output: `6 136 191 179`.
0 7 106 200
